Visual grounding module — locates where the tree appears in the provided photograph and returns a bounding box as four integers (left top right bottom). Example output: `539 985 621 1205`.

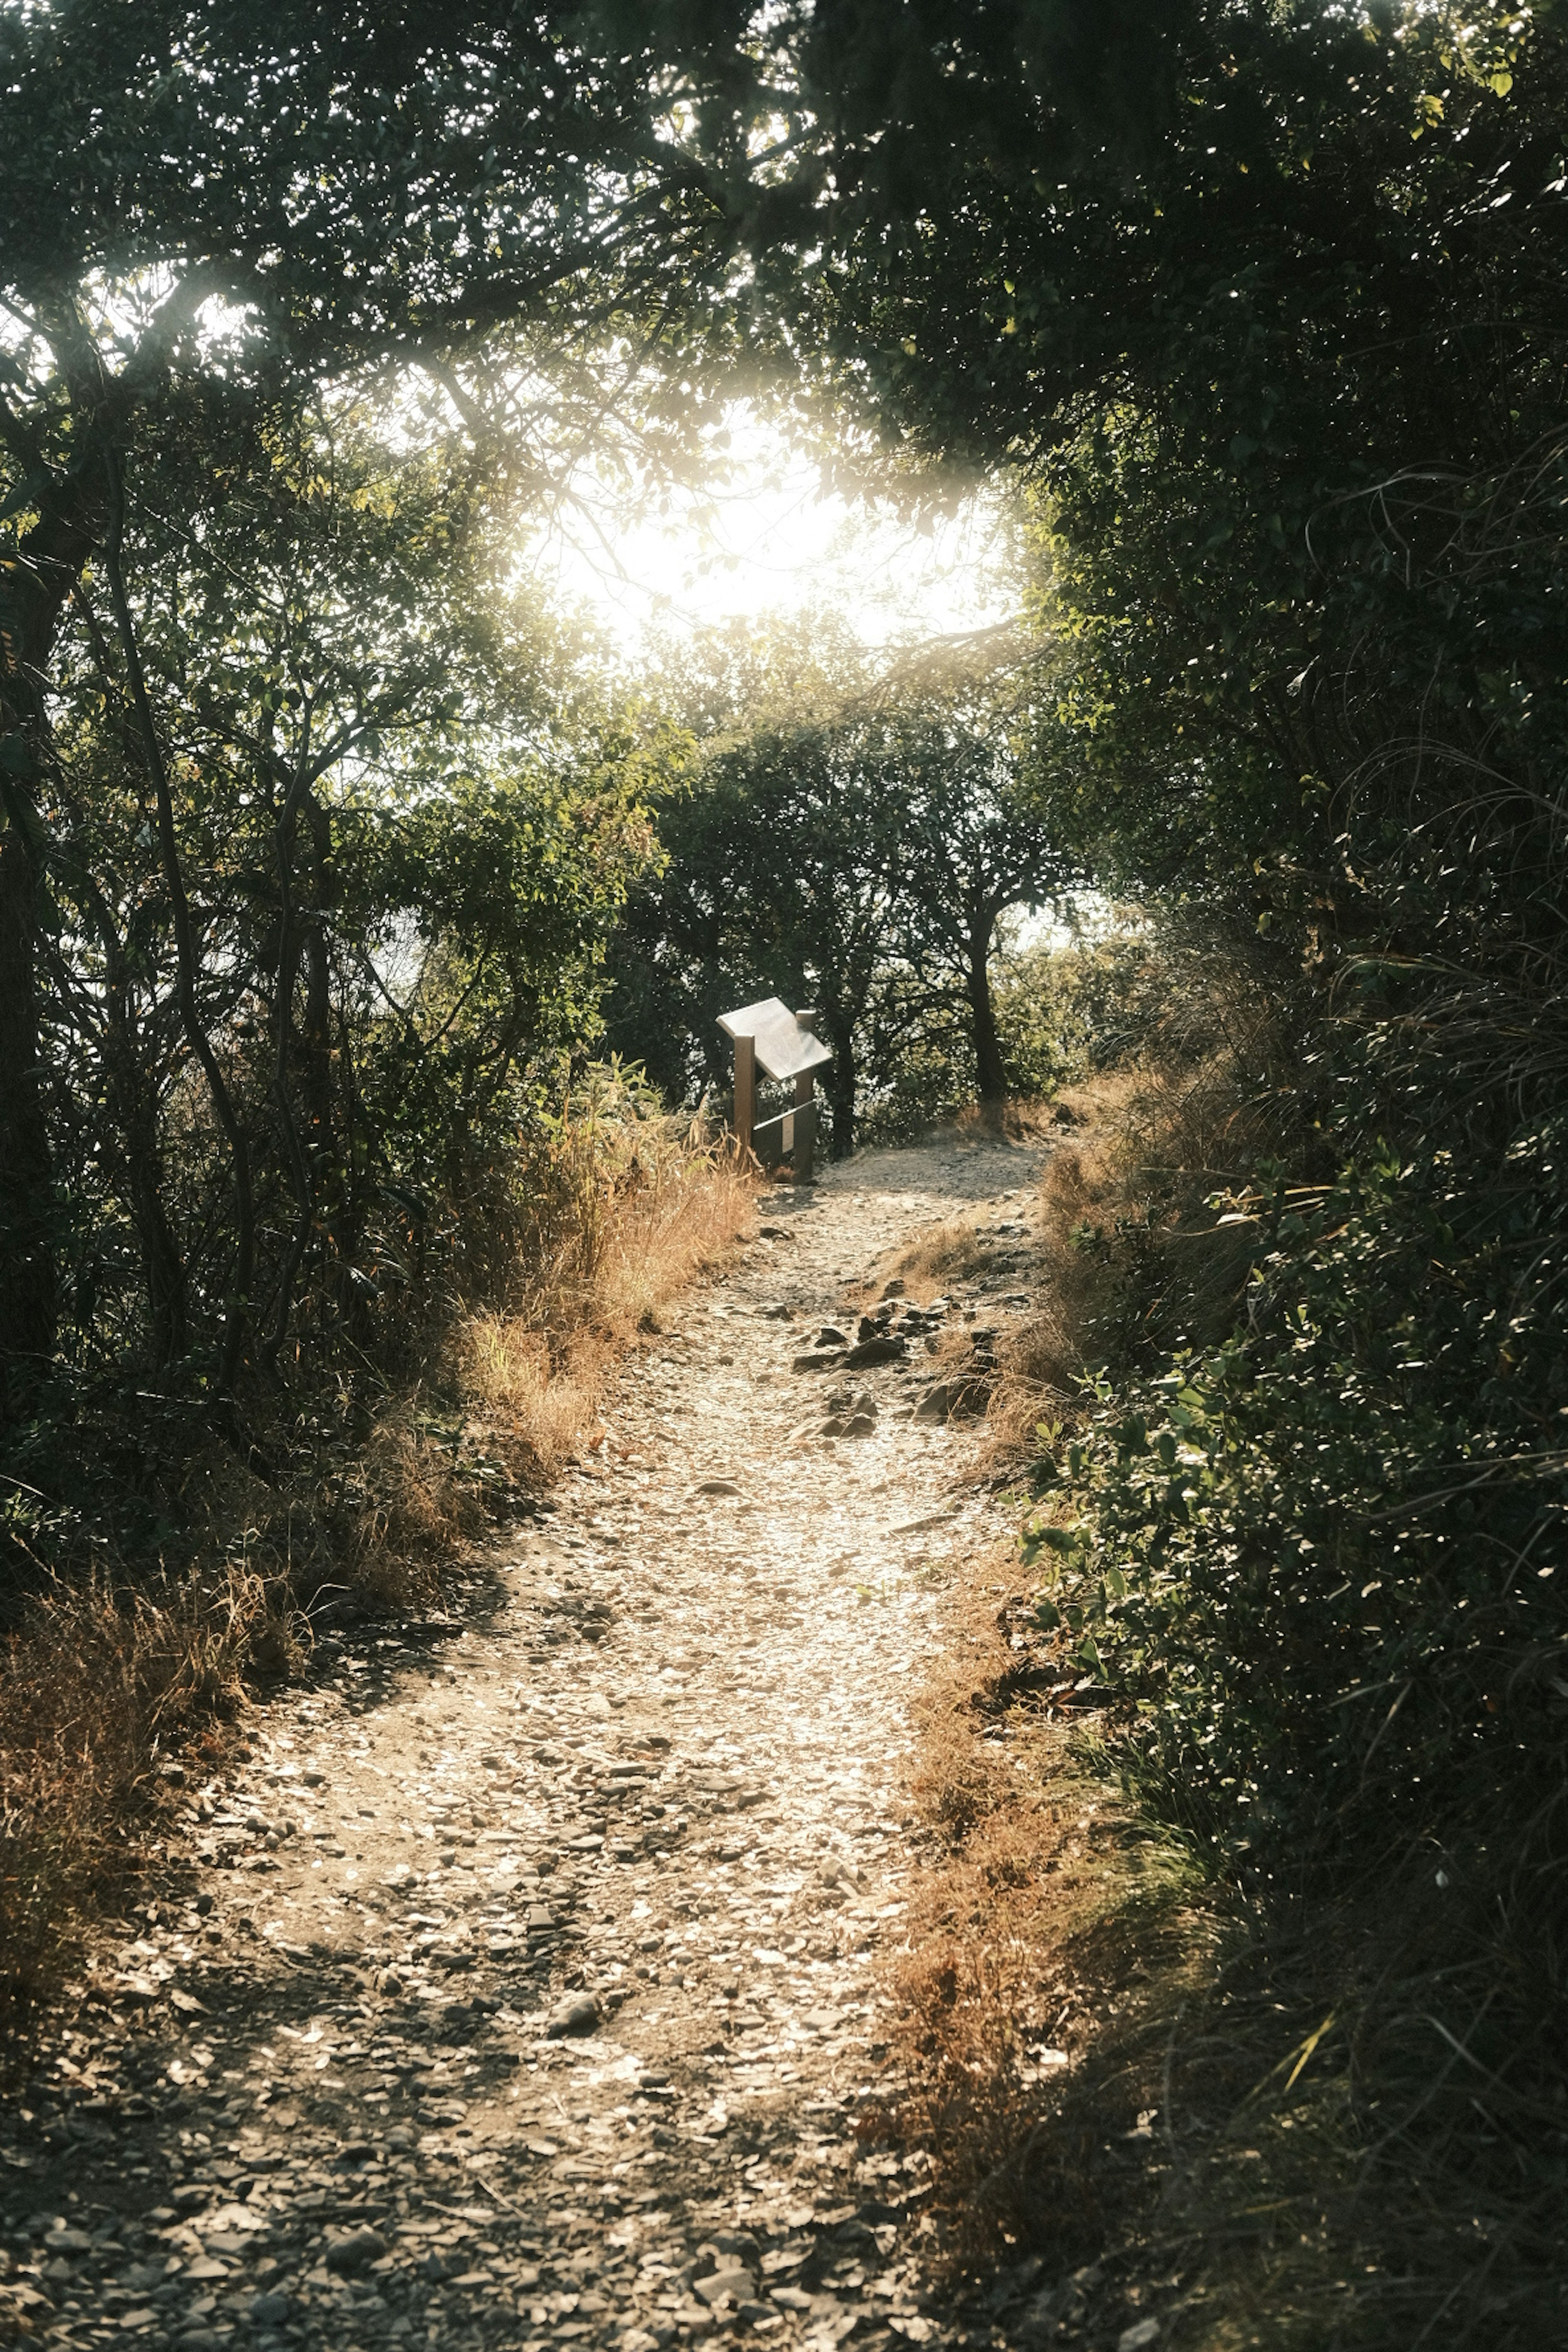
875 674 1074 1117
608 630 1071 1145
605 617 883 1138
0 0 746 1404
23 374 668 1423
734 2 1568 909
606 713 904 1153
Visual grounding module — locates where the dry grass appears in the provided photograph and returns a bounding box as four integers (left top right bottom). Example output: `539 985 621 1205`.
951 1097 1063 1142
882 1542 1568 2345
458 1127 756 1479
310 1114 757 1593
864 1056 1271 2304
982 1310 1082 1454
880 1217 994 1302
0 1113 756 2034
876 1548 1210 2283
459 1327 598 1476
976 1066 1277 1471
0 1566 256 2020
861 1058 1277 1468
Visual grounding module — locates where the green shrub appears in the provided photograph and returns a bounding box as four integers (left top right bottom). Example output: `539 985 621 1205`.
1028 1138 1568 1866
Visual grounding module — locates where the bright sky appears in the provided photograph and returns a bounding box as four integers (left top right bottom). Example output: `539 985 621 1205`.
523 409 1022 655
521 409 1109 950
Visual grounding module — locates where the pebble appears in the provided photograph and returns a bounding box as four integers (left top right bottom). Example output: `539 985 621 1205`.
547 1995 602 2036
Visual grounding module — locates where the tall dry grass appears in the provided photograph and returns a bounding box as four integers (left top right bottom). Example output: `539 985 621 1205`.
0 1566 257 2015
978 1060 1287 1465
457 1114 756 1479
0 1101 756 2030
885 1536 1568 2343
874 1548 1205 2285
878 1217 994 1302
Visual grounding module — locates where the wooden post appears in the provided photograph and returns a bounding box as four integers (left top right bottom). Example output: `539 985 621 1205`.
793 1010 817 1183
794 1071 815 1183
733 1031 755 1161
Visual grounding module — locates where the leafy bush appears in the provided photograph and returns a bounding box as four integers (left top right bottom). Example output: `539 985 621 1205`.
1028 1137 1568 1868
994 933 1158 1092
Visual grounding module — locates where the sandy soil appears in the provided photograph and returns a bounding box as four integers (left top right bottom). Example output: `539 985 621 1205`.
1 1133 1049 2352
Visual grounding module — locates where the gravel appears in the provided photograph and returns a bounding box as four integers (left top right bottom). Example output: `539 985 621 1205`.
1 1137 1049 2352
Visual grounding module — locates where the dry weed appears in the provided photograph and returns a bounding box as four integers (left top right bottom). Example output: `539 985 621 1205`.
334 1424 480 1609
876 1218 991 1303
906 1062 1561 2335
1021 1129 1133 1357
0 1567 254 2021
978 1066 1273 1473
985 1309 1082 1454
0 1113 756 2035
952 1098 1061 1142
881 1551 1207 2274
459 1135 756 1476
459 1323 599 1480
891 1523 1554 2342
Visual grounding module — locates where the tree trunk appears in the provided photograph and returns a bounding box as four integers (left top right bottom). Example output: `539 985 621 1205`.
106 998 187 1369
72 862 189 1369
103 449 255 1391
0 283 214 1407
0 822 57 1401
967 933 1008 1129
0 487 101 1410
299 790 347 1309
301 794 335 1154
826 1026 858 1158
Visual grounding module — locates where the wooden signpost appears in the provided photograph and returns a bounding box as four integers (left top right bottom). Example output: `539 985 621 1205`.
717 997 832 1181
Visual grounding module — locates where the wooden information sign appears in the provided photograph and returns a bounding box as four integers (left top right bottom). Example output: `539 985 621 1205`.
717 997 832 1181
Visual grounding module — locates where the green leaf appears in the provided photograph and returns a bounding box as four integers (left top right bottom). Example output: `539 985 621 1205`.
0 468 51 524
0 734 40 780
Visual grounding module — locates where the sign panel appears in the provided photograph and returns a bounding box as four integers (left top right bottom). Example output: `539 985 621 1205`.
717 996 832 1082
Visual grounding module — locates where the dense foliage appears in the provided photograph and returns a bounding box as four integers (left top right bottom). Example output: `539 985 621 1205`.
0 0 750 1421
607 628 1071 1148
1030 1138 1568 1850
0 374 682 1581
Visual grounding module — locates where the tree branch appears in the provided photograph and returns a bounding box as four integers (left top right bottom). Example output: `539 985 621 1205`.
102 440 256 1394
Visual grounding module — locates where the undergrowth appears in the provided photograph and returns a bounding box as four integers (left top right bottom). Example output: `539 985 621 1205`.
0 1076 755 2029
880 1548 1214 2327
887 931 1568 2346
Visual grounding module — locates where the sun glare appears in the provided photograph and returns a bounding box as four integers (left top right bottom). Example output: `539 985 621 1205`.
523 408 1022 655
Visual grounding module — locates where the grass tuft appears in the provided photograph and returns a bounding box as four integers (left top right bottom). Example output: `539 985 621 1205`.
880 1216 994 1301
0 1566 253 2020
879 1550 1205 2289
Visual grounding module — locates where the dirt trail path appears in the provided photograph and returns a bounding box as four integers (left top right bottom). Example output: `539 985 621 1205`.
3 1136 1047 2352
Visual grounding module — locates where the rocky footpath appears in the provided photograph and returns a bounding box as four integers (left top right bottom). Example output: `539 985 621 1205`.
1 1136 1050 2352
